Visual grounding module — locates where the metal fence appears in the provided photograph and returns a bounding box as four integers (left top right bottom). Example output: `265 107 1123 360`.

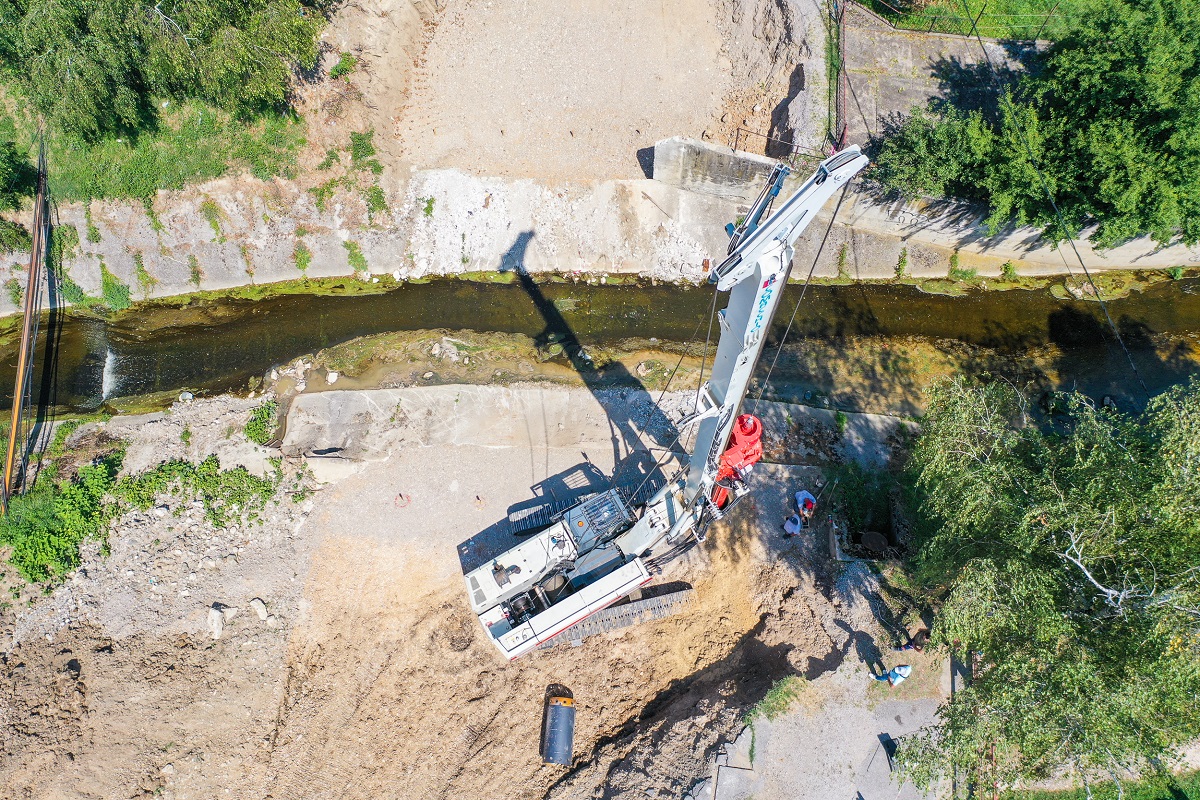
857 0 1064 41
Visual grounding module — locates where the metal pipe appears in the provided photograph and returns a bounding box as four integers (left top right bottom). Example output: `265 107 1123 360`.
2 140 46 512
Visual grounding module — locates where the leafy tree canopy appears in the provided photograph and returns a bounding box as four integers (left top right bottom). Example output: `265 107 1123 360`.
0 0 322 141
897 377 1200 789
872 0 1200 248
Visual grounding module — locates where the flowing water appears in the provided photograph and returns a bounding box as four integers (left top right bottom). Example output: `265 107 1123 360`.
3 277 1200 414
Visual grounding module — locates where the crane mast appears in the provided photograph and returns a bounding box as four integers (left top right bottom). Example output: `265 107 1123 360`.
464 146 868 659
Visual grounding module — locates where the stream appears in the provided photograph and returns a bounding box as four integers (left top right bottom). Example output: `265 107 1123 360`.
3 276 1200 414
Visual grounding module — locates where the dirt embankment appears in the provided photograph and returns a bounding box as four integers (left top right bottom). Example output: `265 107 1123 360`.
0 386 866 800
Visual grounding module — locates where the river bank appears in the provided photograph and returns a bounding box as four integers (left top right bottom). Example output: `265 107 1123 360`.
5 140 1200 323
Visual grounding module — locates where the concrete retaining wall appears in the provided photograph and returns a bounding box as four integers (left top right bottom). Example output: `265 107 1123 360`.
1 138 1195 320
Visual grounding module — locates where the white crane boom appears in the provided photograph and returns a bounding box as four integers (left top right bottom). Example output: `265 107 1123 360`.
464 146 868 659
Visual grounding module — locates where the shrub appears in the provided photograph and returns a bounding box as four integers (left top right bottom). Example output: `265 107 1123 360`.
0 220 31 252
365 185 387 217
5 277 22 306
133 252 157 296
293 241 312 272
350 130 376 163
330 52 357 79
244 400 279 445
895 247 908 278
100 261 132 311
0 455 121 582
344 240 368 272
188 254 203 287
200 199 224 241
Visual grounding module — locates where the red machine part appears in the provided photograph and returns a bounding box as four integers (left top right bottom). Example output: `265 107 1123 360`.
711 414 764 508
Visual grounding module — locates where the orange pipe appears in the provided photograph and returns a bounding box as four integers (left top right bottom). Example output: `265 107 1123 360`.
2 146 46 511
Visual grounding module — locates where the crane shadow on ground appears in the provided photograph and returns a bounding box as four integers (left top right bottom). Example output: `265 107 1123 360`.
455 231 690 575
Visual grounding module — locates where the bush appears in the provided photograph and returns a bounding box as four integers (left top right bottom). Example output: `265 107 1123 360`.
244 400 279 445
365 185 387 217
871 0 1200 248
0 449 284 584
329 52 357 79
293 241 312 272
0 220 30 252
100 261 132 310
0 456 121 582
343 241 368 272
0 0 322 142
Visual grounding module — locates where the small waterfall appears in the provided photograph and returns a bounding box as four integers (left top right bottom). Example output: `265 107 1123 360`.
100 348 117 401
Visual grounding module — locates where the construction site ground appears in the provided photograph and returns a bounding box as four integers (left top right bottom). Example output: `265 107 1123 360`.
1 384 944 799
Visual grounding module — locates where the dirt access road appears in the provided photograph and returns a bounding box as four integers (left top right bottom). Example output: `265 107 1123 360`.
0 384 923 799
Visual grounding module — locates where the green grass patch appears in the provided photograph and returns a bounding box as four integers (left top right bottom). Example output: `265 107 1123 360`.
244 400 279 445
199 199 224 242
365 184 387 217
1004 771 1200 800
859 0 1087 40
188 254 203 287
133 252 157 297
293 241 312 273
836 243 850 280
309 178 341 212
0 101 305 202
317 149 340 171
84 205 102 243
746 676 807 722
5 277 21 305
344 240 368 272
0 219 30 252
329 52 358 80
350 129 376 163
100 260 132 311
421 196 435 218
143 198 164 232
895 247 908 279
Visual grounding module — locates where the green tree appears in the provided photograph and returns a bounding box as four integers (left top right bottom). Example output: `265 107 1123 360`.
872 0 1200 248
0 0 322 141
897 377 1200 789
